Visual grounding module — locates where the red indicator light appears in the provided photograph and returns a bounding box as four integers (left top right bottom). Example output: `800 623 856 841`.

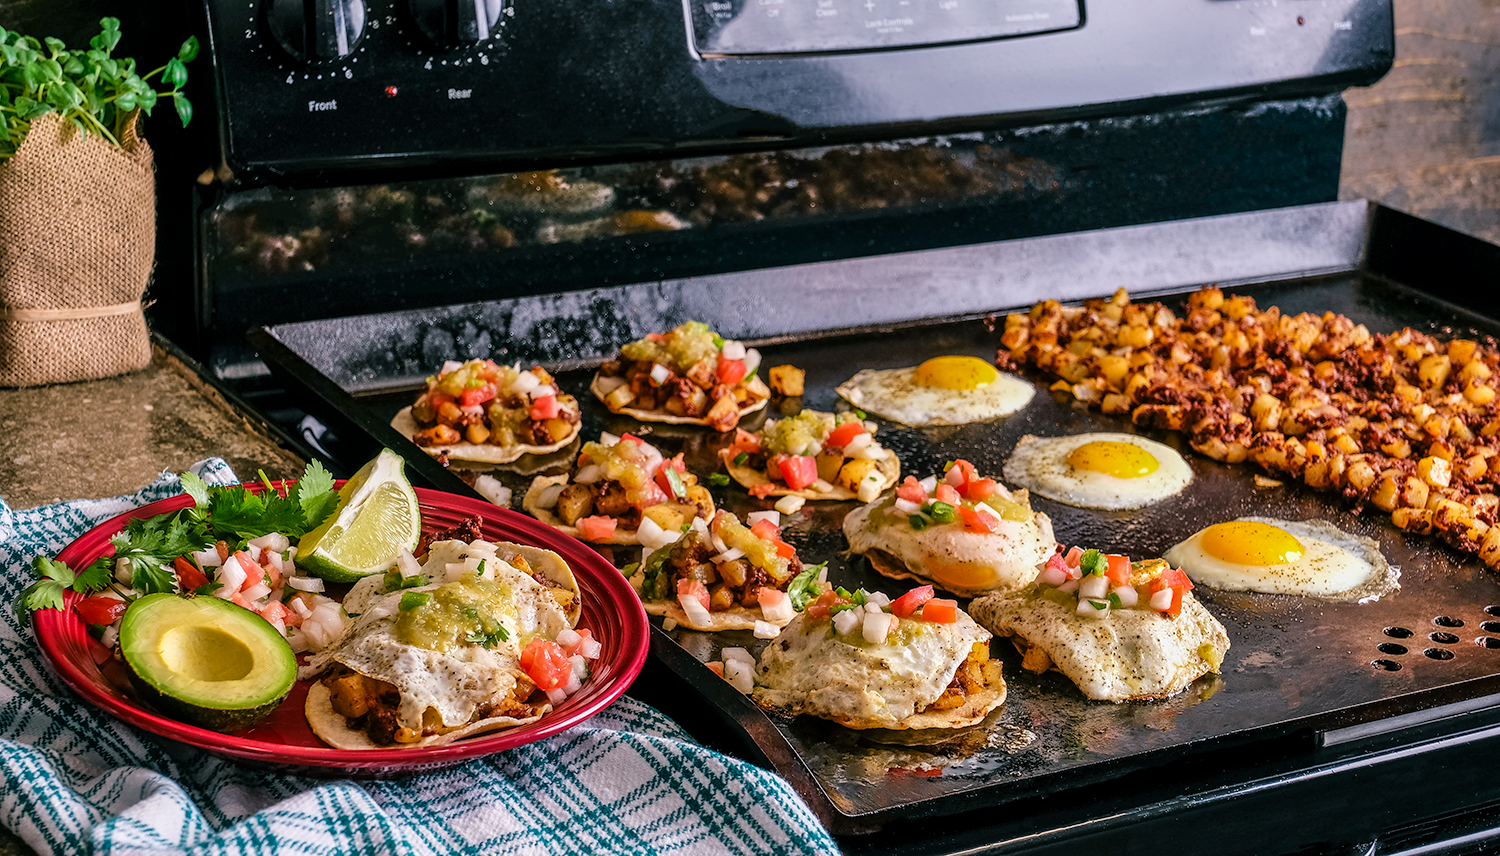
384 86 399 97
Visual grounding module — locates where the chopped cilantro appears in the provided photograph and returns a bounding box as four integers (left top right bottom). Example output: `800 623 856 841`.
465 620 510 648
1107 592 1123 609
663 466 687 499
786 562 826 611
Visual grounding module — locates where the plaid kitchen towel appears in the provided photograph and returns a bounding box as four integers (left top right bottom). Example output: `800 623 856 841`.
0 462 841 856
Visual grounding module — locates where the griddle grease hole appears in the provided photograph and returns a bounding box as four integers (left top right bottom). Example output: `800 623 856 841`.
1374 612 1500 668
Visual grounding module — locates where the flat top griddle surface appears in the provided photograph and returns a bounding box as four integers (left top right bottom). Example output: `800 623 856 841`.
309 271 1500 827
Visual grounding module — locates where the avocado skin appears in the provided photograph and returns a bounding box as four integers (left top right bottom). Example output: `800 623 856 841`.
119 593 298 734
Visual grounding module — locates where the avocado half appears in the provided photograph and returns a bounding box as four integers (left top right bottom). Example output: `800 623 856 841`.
119 593 297 733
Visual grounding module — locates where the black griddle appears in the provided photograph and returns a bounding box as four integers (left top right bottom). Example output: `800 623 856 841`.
246 199 1500 849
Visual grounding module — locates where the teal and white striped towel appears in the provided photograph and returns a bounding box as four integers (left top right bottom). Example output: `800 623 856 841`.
0 461 840 856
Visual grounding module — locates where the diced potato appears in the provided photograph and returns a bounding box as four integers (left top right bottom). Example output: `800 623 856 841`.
1417 456 1452 488
605 383 636 411
556 484 595 526
1450 339 1479 365
836 458 879 492
1418 354 1452 389
815 451 844 484
544 417 573 443
768 365 805 397
643 501 697 534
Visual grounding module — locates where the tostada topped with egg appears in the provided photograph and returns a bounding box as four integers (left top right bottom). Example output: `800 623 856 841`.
591 321 772 432
843 459 1055 597
392 359 583 464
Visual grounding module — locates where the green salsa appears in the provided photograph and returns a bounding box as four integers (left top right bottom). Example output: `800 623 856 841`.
620 321 720 373
394 574 515 653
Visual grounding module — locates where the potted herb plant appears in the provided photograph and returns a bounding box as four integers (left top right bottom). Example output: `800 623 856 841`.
0 17 197 387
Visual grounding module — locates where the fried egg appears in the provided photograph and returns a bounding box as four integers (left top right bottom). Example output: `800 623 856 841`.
1163 518 1399 601
836 356 1034 426
1003 432 1192 510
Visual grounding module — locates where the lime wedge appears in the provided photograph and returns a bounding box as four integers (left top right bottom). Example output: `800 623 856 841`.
297 449 421 582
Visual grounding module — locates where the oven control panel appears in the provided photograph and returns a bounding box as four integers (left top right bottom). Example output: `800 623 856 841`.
201 0 1392 182
690 0 1080 56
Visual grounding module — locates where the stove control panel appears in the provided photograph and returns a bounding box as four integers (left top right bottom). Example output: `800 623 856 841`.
691 0 1079 56
201 0 1392 182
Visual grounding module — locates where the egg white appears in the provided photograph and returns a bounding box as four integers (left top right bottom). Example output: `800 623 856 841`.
835 366 1034 426
1163 517 1398 601
1002 432 1192 511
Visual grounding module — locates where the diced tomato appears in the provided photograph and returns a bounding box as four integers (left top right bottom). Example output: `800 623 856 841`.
429 392 456 410
896 476 928 504
1064 546 1084 568
74 595 127 626
964 478 999 501
827 421 866 449
757 589 787 608
750 518 780 539
646 332 666 342
773 540 797 559
561 628 596 658
778 456 819 491
716 357 749 386
959 505 1000 534
235 552 264 591
1160 566 1194 592
620 433 645 446
804 590 843 621
732 428 763 454
677 579 711 613
1151 567 1194 617
945 459 979 487
706 661 725 677
749 483 777 499
230 591 254 610
173 556 210 592
655 453 688 498
577 515 618 542
1105 554 1132 587
459 383 497 408
1044 552 1071 579
529 394 560 420
520 638 573 690
259 600 292 625
934 484 961 506
919 598 958 623
891 585 935 618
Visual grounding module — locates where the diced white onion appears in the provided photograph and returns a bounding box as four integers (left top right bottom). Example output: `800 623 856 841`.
650 363 672 385
754 620 781 639
1079 574 1109 600
760 594 795 624
862 611 894 644
99 625 120 649
460 404 485 422
581 638 602 659
249 533 290 553
690 517 710 536
114 557 132 584
774 495 806 515
865 591 891 608
245 544 262 562
531 384 556 399
743 348 762 376
712 547 745 564
599 431 621 446
678 594 714 627
441 360 464 375
1077 599 1111 619
842 432 873 456
557 627 583 648
1057 578 1080 594
854 444 886 461
817 566 828 584
1150 588 1175 611
918 475 938 495
395 548 422 579
563 670 583 695
243 583 271 602
511 370 541 394
1113 585 1140 608
637 517 666 548
832 609 860 636
1039 564 1070 587
723 659 754 694
573 465 603 486
945 467 966 486
973 502 1003 522
192 549 223 568
474 474 513 508
746 511 780 528
571 654 589 681
546 688 568 706
811 479 834 493
289 597 312 617
217 555 248 592
893 497 922 515
662 616 678 631
710 534 730 555
535 483 566 507
856 476 883 504
288 576 326 593
720 340 746 360
718 646 750 667
286 628 309 654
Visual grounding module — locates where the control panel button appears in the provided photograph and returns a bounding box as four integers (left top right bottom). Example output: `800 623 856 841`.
410 0 505 46
265 0 368 62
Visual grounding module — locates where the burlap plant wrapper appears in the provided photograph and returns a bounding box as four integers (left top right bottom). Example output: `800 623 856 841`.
0 111 154 387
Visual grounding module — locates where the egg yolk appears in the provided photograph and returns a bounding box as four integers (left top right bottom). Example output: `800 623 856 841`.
914 356 998 390
1201 521 1305 566
1066 440 1160 479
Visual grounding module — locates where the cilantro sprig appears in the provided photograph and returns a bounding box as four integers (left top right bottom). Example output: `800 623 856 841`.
786 562 826 611
15 460 339 623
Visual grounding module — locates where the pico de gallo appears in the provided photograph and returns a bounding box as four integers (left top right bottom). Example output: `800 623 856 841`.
1035 545 1196 619
409 359 581 449
722 411 894 501
528 432 714 540
882 459 1034 533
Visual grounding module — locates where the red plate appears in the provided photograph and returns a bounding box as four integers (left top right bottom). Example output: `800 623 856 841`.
32 485 649 777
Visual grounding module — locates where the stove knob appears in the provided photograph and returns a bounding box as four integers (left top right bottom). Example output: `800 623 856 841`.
409 0 505 46
265 0 368 62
